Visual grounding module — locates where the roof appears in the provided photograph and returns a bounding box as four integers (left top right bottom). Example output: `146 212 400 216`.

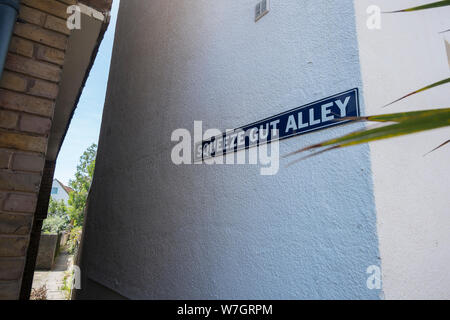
54 179 74 195
79 0 113 13
46 1 113 161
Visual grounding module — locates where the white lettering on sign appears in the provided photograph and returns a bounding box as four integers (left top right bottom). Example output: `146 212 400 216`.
284 97 352 134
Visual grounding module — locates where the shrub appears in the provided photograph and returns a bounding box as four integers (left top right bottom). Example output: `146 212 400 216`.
42 198 71 234
66 226 82 254
30 285 47 300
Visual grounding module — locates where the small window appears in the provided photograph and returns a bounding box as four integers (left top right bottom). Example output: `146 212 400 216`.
255 0 269 22
446 40 450 69
51 187 58 195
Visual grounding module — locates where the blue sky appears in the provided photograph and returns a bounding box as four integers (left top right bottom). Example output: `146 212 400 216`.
54 1 120 185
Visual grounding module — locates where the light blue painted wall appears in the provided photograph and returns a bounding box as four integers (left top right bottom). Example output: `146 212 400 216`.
81 0 381 299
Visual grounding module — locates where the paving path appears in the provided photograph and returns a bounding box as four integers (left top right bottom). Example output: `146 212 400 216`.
32 252 73 300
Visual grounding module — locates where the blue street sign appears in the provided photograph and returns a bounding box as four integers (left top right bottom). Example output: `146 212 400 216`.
195 88 360 161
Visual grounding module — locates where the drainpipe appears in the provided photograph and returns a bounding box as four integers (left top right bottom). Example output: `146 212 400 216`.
0 0 20 79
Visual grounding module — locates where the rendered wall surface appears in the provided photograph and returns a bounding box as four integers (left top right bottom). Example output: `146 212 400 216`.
80 0 381 299
355 0 450 299
35 234 58 270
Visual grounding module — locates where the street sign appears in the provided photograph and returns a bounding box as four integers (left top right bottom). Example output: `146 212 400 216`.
195 88 360 161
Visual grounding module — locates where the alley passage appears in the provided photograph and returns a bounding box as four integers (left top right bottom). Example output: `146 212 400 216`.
31 252 73 300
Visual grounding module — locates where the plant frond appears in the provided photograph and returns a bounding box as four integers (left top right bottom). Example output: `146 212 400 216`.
285 109 450 161
384 0 450 13
383 78 450 107
424 139 450 156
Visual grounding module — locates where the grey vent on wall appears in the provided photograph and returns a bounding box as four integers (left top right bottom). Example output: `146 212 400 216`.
255 0 269 22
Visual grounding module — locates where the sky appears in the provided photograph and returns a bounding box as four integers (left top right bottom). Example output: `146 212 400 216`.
54 1 120 185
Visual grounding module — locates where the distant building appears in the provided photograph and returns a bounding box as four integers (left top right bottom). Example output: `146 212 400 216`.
51 179 73 205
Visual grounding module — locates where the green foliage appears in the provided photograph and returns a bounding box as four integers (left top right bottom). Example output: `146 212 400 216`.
386 0 450 13
42 142 96 258
66 226 82 254
42 198 70 234
383 78 450 107
68 143 97 227
30 285 47 300
60 270 74 300
286 108 450 164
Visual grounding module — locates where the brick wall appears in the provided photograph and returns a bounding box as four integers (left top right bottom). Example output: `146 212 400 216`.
0 0 77 300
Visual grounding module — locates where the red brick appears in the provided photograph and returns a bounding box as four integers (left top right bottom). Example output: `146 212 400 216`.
0 150 12 169
0 280 20 299
5 53 62 83
0 71 59 99
0 131 48 153
0 236 29 257
14 22 68 51
0 110 19 130
0 172 42 193
0 192 7 209
22 0 69 19
0 89 54 117
19 5 46 26
0 71 28 92
0 213 33 236
8 37 34 58
19 114 52 135
45 15 71 36
27 79 59 99
3 193 37 213
12 153 45 172
0 258 25 280
36 45 65 66
27 78 59 100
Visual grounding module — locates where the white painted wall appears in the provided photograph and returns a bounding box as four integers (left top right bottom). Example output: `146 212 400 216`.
80 0 382 299
355 0 450 299
51 179 70 204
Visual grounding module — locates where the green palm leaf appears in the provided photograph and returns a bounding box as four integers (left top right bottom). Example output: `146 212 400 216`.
338 109 448 123
384 78 450 107
424 139 450 155
286 109 450 164
385 0 450 13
